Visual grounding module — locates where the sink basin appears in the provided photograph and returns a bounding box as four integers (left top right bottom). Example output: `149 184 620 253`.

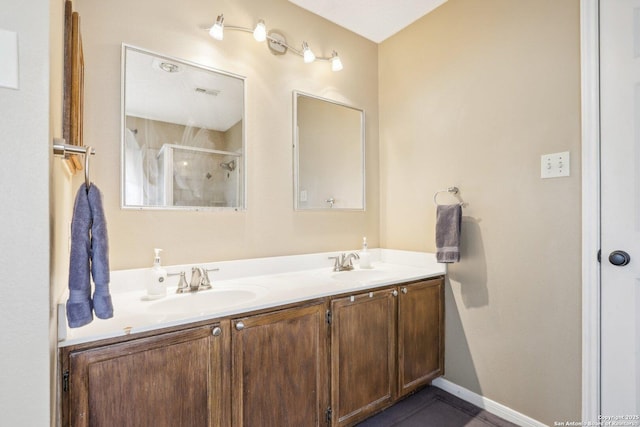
330 269 392 284
146 285 266 315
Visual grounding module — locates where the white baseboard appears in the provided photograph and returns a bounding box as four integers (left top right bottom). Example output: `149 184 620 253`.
432 378 547 427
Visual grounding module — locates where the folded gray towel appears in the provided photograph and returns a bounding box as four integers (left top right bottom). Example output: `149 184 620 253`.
67 184 93 328
88 184 113 320
436 204 462 263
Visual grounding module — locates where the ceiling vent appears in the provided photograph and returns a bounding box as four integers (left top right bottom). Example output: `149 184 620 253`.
195 88 221 96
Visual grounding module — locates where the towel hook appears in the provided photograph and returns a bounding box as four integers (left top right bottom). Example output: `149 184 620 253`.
84 145 92 189
433 186 460 205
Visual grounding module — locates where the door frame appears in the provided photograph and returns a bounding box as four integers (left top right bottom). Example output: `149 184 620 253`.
580 0 601 421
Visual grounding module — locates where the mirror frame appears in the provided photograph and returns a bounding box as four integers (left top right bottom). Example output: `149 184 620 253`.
293 91 366 211
120 44 247 211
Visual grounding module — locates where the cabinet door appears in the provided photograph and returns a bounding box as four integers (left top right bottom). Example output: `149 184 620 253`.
397 278 444 397
331 289 397 427
231 302 329 427
67 324 228 427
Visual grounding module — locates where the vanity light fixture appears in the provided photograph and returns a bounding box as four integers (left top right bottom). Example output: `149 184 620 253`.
205 13 343 71
209 14 224 40
301 41 315 63
331 51 343 72
253 20 267 42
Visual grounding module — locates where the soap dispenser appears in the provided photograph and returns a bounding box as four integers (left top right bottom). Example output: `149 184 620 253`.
146 248 168 299
359 237 372 269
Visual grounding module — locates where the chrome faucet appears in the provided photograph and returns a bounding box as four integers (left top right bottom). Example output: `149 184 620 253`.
329 252 360 272
200 268 212 290
189 267 204 292
175 267 218 293
175 271 190 294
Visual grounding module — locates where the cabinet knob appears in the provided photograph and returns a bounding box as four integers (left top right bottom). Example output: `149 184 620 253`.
235 321 245 331
212 326 222 337
401 287 408 294
392 290 398 297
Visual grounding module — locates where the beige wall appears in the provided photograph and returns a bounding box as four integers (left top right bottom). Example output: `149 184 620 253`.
73 0 379 270
225 120 242 152
379 0 581 424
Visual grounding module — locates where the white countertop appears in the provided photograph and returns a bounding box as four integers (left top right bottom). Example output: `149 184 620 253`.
58 249 446 347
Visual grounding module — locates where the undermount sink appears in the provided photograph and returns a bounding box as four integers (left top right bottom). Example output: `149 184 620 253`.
330 269 392 284
146 285 267 315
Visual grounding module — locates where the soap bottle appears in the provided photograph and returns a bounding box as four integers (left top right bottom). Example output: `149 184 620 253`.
146 248 167 299
359 237 372 269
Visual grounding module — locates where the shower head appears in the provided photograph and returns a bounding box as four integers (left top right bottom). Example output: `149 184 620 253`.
219 160 236 172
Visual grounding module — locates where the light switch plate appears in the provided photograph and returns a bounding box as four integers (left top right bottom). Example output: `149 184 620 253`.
0 29 19 90
541 151 570 179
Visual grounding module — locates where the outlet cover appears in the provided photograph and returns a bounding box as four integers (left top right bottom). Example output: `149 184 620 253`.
541 151 570 179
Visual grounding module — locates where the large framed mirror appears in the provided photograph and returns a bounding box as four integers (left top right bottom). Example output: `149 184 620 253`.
293 91 365 210
121 45 246 210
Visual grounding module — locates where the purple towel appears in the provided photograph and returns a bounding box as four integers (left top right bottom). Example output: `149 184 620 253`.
436 204 462 263
66 184 93 328
88 184 113 319
66 183 113 328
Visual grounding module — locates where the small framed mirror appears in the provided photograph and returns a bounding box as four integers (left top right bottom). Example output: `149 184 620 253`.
293 91 365 210
121 45 246 210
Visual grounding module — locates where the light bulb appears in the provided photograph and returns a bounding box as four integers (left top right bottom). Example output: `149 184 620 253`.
302 41 315 63
253 20 266 42
331 51 343 71
209 14 224 40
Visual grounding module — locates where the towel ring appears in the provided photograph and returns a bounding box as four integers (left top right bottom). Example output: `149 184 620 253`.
433 187 460 205
84 146 92 189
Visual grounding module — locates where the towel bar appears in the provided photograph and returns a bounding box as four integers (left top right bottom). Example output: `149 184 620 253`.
52 138 95 157
53 138 96 188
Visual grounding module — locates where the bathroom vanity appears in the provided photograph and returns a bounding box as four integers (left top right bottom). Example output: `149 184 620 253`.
58 250 444 427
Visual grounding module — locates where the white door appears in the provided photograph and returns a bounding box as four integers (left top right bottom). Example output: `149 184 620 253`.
600 0 640 415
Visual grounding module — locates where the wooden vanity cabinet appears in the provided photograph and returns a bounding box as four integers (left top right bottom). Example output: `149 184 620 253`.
330 289 397 427
397 278 444 397
231 301 329 427
330 277 444 427
60 276 443 427
62 323 230 427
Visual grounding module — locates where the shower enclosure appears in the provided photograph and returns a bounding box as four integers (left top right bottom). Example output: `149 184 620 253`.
157 144 241 207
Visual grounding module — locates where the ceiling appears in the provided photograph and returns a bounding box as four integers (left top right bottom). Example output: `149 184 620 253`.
125 48 243 132
287 0 448 43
